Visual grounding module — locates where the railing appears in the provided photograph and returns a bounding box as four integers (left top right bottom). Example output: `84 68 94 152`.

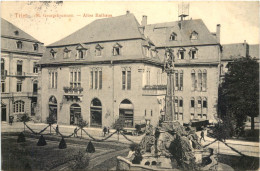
16 71 26 77
63 86 83 95
142 85 167 96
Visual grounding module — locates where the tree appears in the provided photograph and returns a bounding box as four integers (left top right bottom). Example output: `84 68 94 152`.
218 56 259 131
18 114 31 132
77 117 88 139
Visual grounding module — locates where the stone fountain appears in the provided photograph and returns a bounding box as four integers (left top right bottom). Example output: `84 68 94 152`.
116 49 233 171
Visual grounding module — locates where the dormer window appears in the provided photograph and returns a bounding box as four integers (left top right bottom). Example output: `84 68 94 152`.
113 43 122 56
76 44 87 59
50 49 56 58
63 47 71 58
178 47 186 60
33 43 38 51
14 30 19 36
95 44 103 56
170 32 177 41
190 31 198 40
16 41 22 49
189 47 198 59
151 49 157 57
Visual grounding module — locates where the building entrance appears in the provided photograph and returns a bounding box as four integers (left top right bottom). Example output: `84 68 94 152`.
90 98 102 127
70 104 81 125
49 96 57 123
119 99 134 128
1 103 6 121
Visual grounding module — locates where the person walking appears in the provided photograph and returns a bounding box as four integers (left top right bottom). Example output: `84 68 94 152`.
9 116 14 125
200 129 205 142
74 127 78 137
103 126 107 137
56 125 59 135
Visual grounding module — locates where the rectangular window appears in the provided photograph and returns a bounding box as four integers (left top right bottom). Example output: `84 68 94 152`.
17 81 22 92
122 71 126 90
113 47 120 56
175 73 179 90
202 72 207 91
191 99 195 108
198 72 202 91
191 72 195 90
94 71 98 89
180 51 184 59
151 110 153 116
99 71 102 89
17 62 23 75
179 113 183 120
198 100 202 108
179 99 183 107
33 62 38 73
127 71 131 90
1 81 5 92
203 100 207 108
191 51 196 59
96 49 101 56
49 70 57 89
90 71 93 89
180 72 183 90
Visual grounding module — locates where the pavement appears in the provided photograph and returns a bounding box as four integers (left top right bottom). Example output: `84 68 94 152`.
1 121 259 158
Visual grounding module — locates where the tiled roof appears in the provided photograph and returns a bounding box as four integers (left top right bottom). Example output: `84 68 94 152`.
222 43 247 60
144 19 218 47
1 18 41 43
49 13 144 47
249 44 259 59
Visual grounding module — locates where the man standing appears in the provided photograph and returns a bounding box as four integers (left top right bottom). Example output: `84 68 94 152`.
200 129 205 142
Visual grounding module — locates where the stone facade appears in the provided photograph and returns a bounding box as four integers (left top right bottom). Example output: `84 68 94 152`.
1 18 44 122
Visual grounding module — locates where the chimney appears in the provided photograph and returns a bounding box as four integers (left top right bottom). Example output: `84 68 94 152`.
141 15 147 26
216 24 221 44
126 10 130 15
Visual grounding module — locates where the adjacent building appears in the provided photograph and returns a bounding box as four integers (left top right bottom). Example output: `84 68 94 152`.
1 18 44 122
143 17 222 124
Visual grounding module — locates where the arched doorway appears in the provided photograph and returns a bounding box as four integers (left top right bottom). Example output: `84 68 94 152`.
49 96 57 123
1 102 6 122
90 98 102 127
119 99 134 128
70 104 81 125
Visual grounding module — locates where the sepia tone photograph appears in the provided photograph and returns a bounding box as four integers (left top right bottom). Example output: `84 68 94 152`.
0 1 259 170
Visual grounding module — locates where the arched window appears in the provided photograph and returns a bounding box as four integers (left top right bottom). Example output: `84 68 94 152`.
178 47 185 59
191 69 196 91
189 47 198 59
78 50 84 59
202 70 207 91
198 70 202 91
119 99 134 128
197 97 202 108
90 98 102 127
13 100 25 113
170 32 177 41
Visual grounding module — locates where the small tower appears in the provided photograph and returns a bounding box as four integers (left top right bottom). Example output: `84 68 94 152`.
178 2 189 21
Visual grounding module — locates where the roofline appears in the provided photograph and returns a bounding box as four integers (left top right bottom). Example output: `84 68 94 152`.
39 58 164 67
174 62 219 67
1 49 43 56
145 18 203 27
47 37 145 48
1 35 44 44
156 43 220 49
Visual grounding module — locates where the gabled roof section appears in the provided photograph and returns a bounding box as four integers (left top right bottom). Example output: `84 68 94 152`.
222 43 247 60
49 13 144 47
1 18 42 43
144 19 218 47
76 43 88 50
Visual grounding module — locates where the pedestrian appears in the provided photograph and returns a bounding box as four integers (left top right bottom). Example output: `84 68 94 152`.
74 127 78 137
103 126 107 137
107 127 110 134
200 129 205 142
56 125 59 135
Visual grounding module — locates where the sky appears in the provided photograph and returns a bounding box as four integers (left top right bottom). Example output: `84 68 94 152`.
1 1 259 46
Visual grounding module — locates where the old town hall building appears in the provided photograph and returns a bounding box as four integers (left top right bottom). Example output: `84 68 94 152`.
37 12 222 127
